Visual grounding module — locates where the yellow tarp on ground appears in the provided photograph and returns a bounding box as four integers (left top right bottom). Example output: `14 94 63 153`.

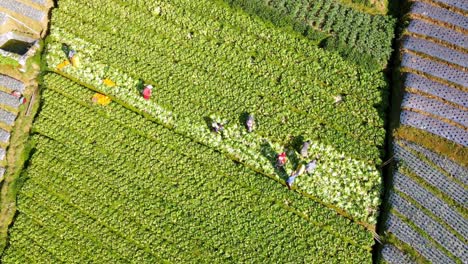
92 93 112 106
56 60 70 71
103 78 116 87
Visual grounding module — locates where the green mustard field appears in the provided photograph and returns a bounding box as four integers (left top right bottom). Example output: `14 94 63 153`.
2 0 396 262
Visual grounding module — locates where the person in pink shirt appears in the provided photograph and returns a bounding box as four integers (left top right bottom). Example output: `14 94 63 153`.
142 85 153 100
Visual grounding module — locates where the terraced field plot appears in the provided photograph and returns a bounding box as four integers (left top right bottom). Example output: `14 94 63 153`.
1 0 398 262
381 0 468 262
2 74 374 263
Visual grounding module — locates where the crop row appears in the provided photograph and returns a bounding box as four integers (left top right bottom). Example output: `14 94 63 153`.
394 142 466 205
40 72 381 224
388 192 466 260
407 19 468 49
404 73 467 108
51 0 387 138
386 213 454 264
401 53 467 87
403 36 468 68
0 91 21 109
392 171 467 237
402 92 467 127
400 110 467 147
0 108 16 126
224 0 395 69
400 139 468 185
410 2 468 30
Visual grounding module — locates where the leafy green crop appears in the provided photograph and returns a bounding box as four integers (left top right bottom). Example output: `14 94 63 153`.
37 0 388 223
3 74 374 263
224 0 395 70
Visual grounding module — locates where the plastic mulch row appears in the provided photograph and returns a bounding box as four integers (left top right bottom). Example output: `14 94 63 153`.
402 92 467 127
386 213 454 264
401 53 467 87
403 36 468 68
400 110 467 146
411 1 468 30
404 73 467 108
407 19 468 49
393 171 468 238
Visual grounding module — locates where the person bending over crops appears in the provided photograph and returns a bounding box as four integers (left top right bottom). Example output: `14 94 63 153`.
286 163 305 189
246 114 255 132
211 121 225 133
276 152 287 168
142 85 153 100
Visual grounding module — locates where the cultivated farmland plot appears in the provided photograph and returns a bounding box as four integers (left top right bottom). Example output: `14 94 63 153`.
401 93 467 127
389 192 467 260
410 1 468 30
400 110 467 146
404 73 467 108
41 0 390 223
407 19 468 49
401 139 468 185
392 171 467 238
2 74 375 263
394 142 467 205
386 213 455 264
403 36 468 68
3 0 400 262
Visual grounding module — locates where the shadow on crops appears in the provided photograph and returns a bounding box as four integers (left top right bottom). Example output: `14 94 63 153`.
238 112 249 131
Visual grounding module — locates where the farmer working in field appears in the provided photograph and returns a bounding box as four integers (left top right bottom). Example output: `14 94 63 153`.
142 85 153 100
286 163 305 189
276 152 287 168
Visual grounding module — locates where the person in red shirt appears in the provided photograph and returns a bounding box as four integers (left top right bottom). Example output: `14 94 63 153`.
142 85 153 100
276 152 287 168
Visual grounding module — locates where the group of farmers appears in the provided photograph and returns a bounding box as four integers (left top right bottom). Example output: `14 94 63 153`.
209 115 317 190
62 44 316 191
276 142 318 190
